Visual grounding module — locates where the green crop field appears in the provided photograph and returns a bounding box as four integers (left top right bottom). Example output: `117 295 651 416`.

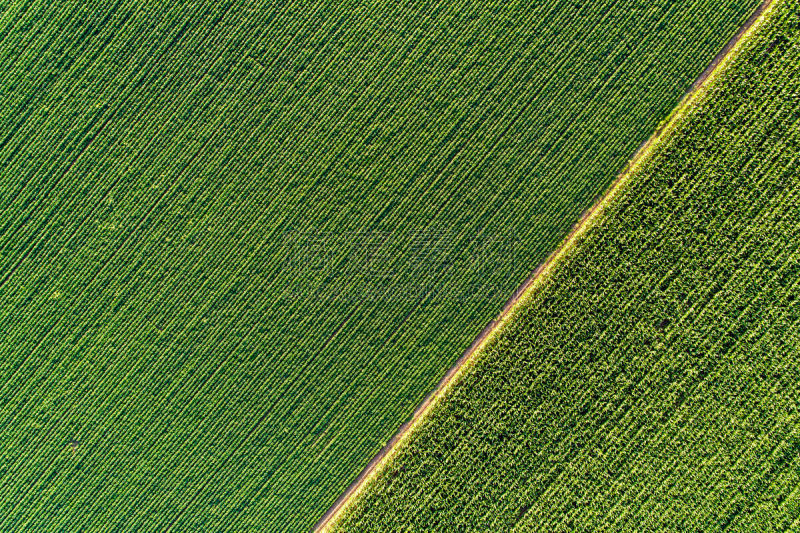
0 0 763 531
329 1 800 530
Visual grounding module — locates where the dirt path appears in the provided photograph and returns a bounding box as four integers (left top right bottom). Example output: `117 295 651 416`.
691 0 775 92
313 2 773 530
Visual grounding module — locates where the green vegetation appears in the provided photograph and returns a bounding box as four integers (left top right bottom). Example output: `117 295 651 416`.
329 1 800 530
0 0 761 531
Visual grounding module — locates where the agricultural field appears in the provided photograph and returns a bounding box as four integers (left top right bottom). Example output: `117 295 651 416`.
0 0 763 531
328 0 800 530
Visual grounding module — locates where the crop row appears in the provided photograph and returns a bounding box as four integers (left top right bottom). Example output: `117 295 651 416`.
329 1 800 530
0 0 762 531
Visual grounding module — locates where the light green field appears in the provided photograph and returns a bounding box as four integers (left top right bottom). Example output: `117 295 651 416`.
330 1 800 530
0 0 761 530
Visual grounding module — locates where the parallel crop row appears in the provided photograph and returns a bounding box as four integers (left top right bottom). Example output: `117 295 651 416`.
0 0 762 531
330 1 800 530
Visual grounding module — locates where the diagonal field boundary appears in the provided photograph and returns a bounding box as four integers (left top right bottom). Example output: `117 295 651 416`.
314 0 776 529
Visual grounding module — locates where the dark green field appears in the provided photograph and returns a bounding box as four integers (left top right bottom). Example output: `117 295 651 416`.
0 0 762 530
330 1 800 529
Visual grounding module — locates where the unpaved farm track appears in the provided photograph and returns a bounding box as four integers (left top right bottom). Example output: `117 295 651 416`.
313 0 775 529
